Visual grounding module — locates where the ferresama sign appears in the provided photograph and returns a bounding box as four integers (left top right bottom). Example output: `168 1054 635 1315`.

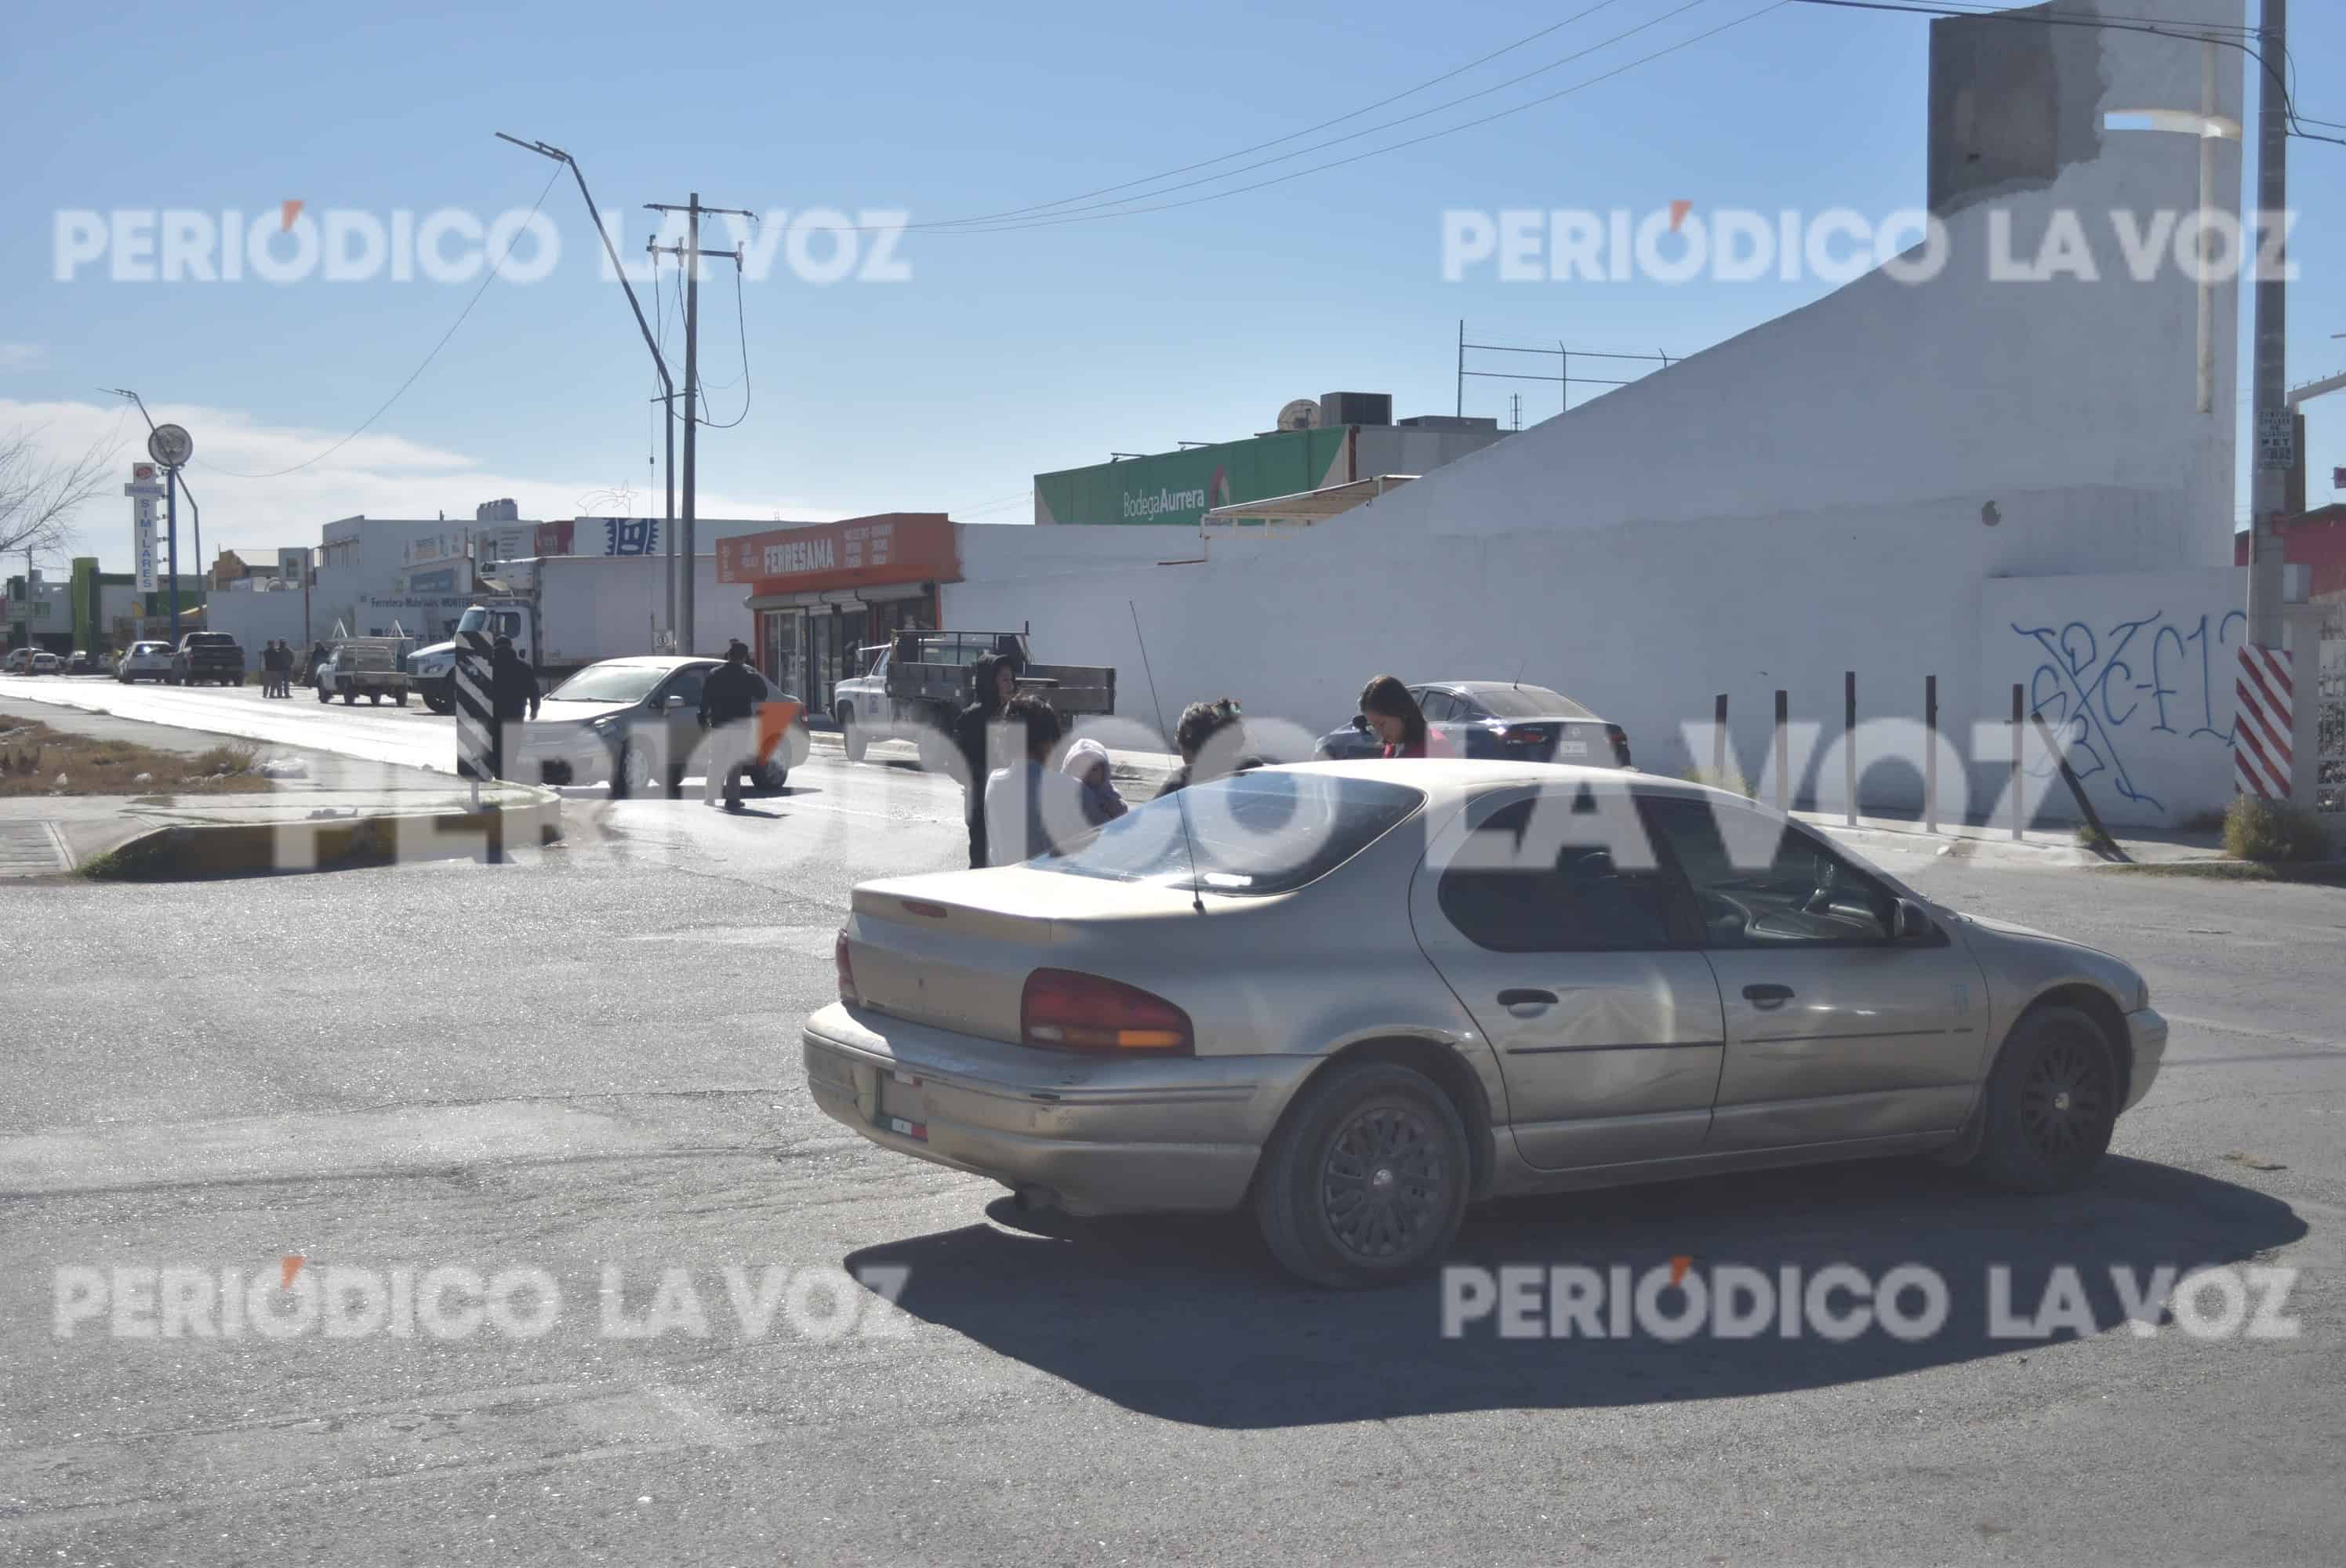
717 513 958 593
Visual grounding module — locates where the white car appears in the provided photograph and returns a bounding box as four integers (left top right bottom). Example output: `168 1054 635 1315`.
3 648 34 674
29 652 61 675
115 641 175 683
807 761 2168 1288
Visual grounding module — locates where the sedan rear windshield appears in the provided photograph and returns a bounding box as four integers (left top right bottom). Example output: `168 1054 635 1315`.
1465 684 1593 720
1038 772 1422 896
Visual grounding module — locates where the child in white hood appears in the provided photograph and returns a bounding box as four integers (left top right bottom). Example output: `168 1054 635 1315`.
1062 737 1128 826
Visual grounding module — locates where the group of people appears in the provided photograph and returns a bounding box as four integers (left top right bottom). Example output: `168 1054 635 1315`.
949 666 1447 869
950 654 1278 869
256 639 327 699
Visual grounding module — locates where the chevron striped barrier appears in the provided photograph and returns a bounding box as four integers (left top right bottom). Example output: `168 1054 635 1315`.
2234 643 2295 800
452 630 499 790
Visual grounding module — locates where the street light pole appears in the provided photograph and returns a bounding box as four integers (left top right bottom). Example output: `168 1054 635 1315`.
495 133 680 637
108 388 203 631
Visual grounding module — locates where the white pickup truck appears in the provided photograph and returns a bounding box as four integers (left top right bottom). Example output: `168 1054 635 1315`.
830 631 1117 769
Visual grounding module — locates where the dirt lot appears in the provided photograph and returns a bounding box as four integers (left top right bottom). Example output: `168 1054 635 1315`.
0 713 276 797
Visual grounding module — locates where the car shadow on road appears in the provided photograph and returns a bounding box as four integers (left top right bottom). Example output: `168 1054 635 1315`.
842 1156 2304 1428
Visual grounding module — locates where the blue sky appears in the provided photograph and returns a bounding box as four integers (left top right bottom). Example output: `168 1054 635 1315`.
2 0 2340 569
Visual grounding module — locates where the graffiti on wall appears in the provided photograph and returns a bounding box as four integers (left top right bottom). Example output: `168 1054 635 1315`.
2011 607 2246 813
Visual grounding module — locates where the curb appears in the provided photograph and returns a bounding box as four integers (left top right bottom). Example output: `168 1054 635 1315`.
77 786 566 881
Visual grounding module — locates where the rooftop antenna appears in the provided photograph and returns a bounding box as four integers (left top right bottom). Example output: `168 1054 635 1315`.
1128 601 1205 915
1512 655 1527 688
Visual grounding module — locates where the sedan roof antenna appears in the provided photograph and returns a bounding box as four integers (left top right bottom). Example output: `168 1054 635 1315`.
1128 600 1205 915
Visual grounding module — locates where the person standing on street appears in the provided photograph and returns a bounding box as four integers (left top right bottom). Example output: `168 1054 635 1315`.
489 634 539 780
698 639 764 811
983 695 1080 866
954 653 1020 868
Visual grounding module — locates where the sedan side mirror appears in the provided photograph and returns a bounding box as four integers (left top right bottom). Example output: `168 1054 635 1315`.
1893 898 1937 943
665 694 694 710
1350 713 1370 732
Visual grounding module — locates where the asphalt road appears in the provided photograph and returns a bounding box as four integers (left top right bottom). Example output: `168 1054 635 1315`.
2 688 2341 1566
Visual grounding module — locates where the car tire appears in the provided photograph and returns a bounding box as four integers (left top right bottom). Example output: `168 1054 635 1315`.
613 740 652 800
342 690 356 705
841 707 866 762
369 692 381 705
317 684 330 704
754 758 789 792
1967 1004 2119 1194
1252 1059 1471 1290
423 685 452 716
395 691 409 707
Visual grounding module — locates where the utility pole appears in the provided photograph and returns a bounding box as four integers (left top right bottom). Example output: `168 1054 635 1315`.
646 193 751 656
495 135 681 641
2245 0 2290 651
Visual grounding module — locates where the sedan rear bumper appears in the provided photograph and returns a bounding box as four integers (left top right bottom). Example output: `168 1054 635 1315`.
801 1002 1309 1217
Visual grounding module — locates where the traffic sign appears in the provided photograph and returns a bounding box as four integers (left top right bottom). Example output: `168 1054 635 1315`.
2255 409 2295 472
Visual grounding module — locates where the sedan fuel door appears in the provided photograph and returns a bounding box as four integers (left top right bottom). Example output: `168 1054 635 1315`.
1410 784 1725 1171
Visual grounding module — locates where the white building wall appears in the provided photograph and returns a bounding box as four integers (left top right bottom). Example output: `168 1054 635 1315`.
946 0 2247 829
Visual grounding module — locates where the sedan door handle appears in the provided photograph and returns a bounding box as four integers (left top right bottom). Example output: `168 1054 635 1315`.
1742 983 1795 1008
1497 988 1559 1008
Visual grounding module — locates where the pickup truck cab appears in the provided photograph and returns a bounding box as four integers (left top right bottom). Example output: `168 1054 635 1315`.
169 633 245 687
832 632 1116 770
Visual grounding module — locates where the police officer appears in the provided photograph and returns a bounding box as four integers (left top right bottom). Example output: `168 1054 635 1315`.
698 639 764 811
953 653 1019 867
490 634 539 779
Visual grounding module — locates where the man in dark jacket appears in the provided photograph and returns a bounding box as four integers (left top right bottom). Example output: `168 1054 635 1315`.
697 640 765 811
489 635 539 780
953 653 1020 867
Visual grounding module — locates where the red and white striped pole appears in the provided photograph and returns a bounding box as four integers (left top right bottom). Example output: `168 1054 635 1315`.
2233 644 2295 799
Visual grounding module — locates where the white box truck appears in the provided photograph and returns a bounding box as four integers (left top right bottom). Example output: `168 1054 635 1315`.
405 554 752 712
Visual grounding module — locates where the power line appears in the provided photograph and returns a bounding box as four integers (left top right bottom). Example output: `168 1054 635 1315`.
931 2 1791 236
918 0 1705 232
919 0 1638 230
695 266 753 429
190 165 563 480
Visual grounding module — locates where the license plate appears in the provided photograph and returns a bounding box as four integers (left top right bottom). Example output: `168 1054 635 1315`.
877 1072 927 1142
1554 739 1589 757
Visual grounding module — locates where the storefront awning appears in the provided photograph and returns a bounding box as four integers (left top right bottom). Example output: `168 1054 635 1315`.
745 586 877 612
1200 474 1417 527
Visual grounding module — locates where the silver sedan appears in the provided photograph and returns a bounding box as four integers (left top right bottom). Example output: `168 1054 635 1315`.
804 761 2166 1288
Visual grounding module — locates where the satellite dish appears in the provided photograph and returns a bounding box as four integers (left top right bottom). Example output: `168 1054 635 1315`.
1275 398 1322 433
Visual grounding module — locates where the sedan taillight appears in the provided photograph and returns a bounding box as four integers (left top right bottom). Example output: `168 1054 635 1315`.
835 929 860 1006
1020 969 1193 1055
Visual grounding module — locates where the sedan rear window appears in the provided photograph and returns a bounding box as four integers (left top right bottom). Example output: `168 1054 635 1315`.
1468 684 1593 720
1038 772 1422 896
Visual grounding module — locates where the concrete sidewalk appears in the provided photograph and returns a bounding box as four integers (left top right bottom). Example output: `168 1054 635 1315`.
804 728 2223 872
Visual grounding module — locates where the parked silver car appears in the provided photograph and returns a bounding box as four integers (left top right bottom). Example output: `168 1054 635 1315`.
805 761 2167 1288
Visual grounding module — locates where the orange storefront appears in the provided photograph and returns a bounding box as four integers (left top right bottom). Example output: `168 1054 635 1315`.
717 513 961 715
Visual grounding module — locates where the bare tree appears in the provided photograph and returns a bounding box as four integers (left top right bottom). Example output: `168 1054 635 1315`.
0 427 120 568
